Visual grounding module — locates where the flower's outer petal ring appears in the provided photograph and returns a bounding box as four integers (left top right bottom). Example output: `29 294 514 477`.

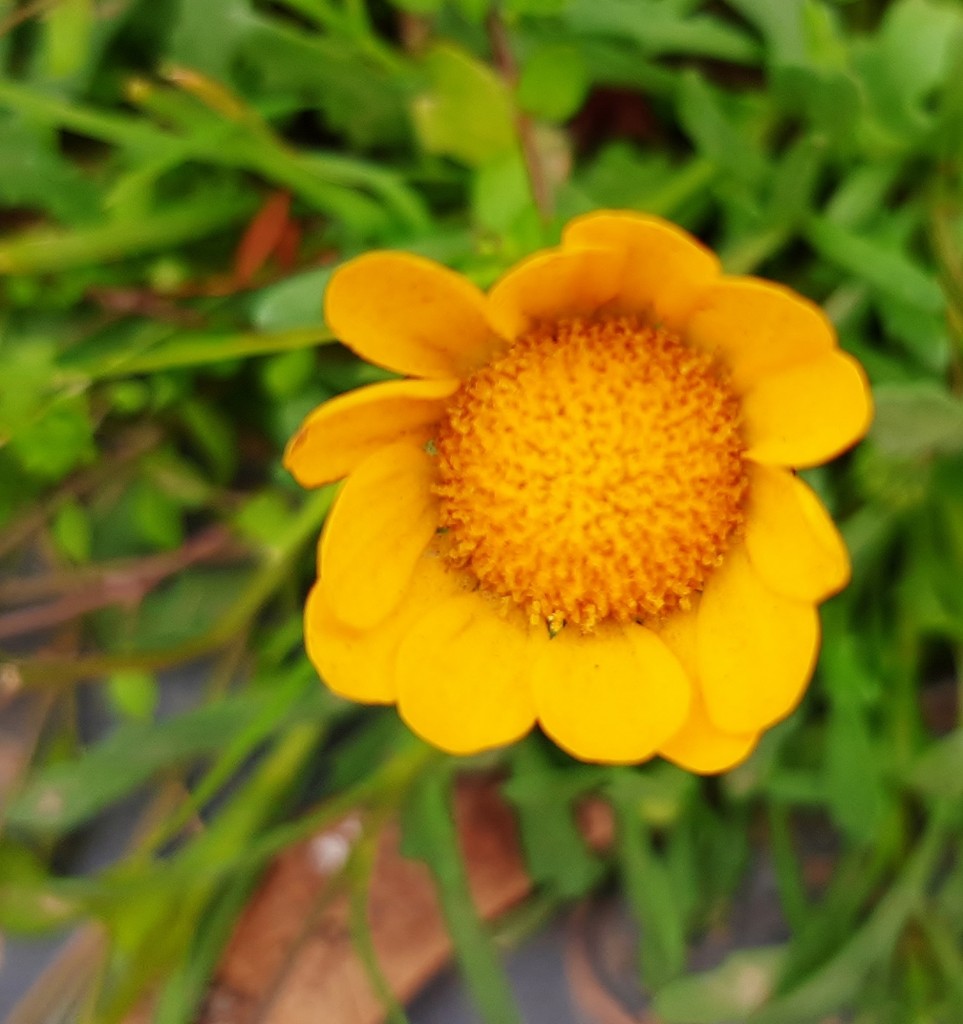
283 378 458 488
531 624 691 764
486 247 626 341
395 596 537 755
659 698 759 775
697 544 820 734
320 442 438 630
325 252 495 379
562 211 720 332
742 350 873 468
305 552 466 704
745 464 851 603
684 277 836 392
656 603 759 774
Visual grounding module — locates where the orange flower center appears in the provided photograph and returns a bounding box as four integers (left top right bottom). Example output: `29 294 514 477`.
432 316 748 632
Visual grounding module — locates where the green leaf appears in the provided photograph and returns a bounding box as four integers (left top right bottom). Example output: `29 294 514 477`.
910 730 963 799
724 0 807 65
609 771 688 989
42 0 95 80
107 670 160 723
233 490 296 547
870 383 963 459
52 498 93 563
402 768 523 1024
824 698 886 844
471 150 532 234
805 216 945 313
250 268 331 331
411 44 516 167
178 399 237 484
505 0 566 13
0 845 86 933
132 478 184 550
517 44 589 122
0 115 100 224
654 947 786 1023
676 71 767 186
8 395 97 482
502 744 604 899
6 680 328 837
567 0 760 64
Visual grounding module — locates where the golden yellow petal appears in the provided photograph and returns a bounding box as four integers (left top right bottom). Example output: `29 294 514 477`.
304 552 465 704
562 210 720 332
744 464 851 602
319 442 438 630
656 603 759 774
486 246 626 341
684 277 836 391
742 350 873 468
395 596 537 755
283 378 459 487
696 544 820 734
531 624 691 764
325 252 495 378
659 696 759 775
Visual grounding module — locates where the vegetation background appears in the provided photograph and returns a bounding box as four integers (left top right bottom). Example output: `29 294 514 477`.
2 0 963 1020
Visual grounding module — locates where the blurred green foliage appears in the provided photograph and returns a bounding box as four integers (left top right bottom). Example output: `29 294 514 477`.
2 0 963 1021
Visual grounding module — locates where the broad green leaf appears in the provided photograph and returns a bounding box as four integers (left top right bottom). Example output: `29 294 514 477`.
132 478 184 550
870 384 963 459
0 115 100 224
8 395 96 482
251 268 331 331
517 44 589 122
177 399 237 484
107 670 160 723
6 679 328 837
654 946 786 1023
609 771 689 988
0 845 86 933
805 216 944 313
411 44 516 167
471 150 532 234
724 0 807 65
52 498 92 563
824 698 886 844
42 0 94 79
911 730 963 799
403 769 523 1024
676 71 768 187
502 744 604 899
567 0 760 64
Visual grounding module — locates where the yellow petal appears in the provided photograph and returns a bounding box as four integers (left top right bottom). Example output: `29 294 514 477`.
395 596 537 755
742 350 873 468
659 696 759 775
684 277 836 391
304 552 465 704
562 210 720 332
325 252 495 378
744 464 851 602
284 378 458 487
486 246 626 341
656 603 759 774
697 544 820 734
319 442 438 630
531 624 691 764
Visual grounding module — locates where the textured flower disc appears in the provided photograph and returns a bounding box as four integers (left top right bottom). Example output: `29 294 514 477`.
433 316 749 631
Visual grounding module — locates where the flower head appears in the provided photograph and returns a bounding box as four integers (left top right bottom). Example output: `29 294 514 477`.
285 212 872 773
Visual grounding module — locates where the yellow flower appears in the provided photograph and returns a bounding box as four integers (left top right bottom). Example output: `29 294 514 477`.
285 212 872 773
